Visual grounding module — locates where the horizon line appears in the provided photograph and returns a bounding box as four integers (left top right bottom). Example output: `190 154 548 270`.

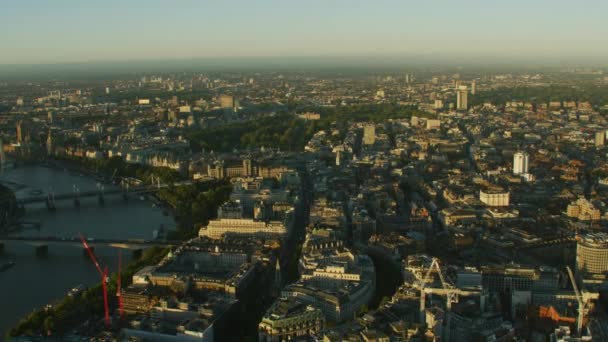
1 54 608 68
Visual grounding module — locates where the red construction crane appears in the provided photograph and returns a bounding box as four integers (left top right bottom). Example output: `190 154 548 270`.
117 250 124 318
79 233 110 328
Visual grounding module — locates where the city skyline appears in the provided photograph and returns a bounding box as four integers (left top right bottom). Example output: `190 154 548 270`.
1 0 607 65
3 1 608 339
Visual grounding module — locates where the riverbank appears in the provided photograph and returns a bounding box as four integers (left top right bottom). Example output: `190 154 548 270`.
7 246 170 338
0 165 177 336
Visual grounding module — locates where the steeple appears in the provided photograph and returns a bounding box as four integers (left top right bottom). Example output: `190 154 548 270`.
274 257 282 295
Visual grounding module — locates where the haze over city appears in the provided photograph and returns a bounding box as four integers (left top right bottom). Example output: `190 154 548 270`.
1 0 607 66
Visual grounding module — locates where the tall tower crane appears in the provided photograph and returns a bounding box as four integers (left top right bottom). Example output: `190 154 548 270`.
566 266 598 336
419 257 459 324
79 233 110 328
418 258 482 342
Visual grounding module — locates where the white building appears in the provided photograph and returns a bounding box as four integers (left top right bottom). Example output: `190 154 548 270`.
513 151 529 175
479 190 510 207
199 218 287 239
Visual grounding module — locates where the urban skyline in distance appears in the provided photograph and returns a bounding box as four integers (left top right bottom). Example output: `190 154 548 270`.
1 0 608 66
3 1 608 341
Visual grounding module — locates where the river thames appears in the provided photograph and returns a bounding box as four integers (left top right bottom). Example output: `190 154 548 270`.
0 165 174 336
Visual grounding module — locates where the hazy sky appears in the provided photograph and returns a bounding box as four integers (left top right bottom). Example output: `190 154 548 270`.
1 0 607 65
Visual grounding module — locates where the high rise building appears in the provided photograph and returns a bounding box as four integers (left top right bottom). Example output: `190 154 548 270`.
576 233 608 275
513 151 529 175
471 80 476 95
363 124 375 145
595 131 605 147
47 111 54 124
456 86 468 110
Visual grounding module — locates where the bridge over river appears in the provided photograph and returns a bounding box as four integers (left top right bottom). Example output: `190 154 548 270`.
18 185 162 205
0 235 180 255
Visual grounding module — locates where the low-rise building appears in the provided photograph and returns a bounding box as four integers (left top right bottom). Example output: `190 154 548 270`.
258 297 325 342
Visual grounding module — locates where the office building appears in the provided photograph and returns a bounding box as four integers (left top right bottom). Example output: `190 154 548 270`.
199 218 287 239
456 85 468 110
513 151 529 175
471 80 476 95
479 190 510 207
566 197 601 221
576 233 608 275
363 124 375 145
481 264 559 293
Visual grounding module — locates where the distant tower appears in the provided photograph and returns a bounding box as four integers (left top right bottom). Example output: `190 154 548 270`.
471 80 477 95
47 111 54 124
363 124 376 145
16 121 23 145
336 150 341 167
513 151 529 175
456 85 468 110
46 129 53 157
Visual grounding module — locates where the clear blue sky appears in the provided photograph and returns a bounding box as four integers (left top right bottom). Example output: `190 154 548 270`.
1 0 606 65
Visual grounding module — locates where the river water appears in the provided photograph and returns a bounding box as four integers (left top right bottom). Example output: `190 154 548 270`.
0 165 174 336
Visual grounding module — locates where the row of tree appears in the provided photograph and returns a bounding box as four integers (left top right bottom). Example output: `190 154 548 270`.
187 103 429 153
157 180 232 240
